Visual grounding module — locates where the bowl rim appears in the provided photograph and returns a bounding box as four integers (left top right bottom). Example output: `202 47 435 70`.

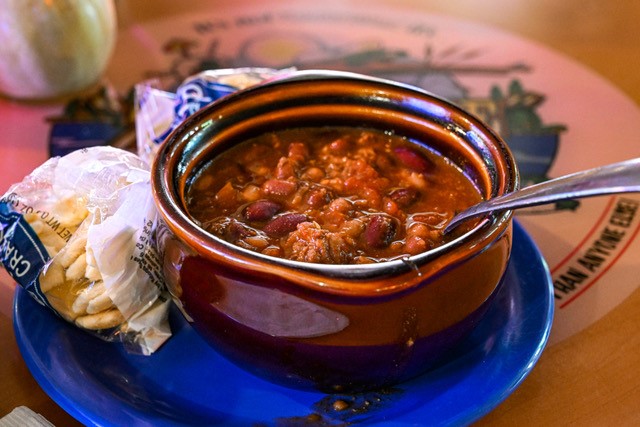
152 69 518 283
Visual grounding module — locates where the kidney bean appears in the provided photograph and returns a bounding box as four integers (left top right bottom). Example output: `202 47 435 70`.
243 200 282 222
328 137 348 153
262 179 297 197
343 176 360 193
364 215 397 248
362 186 382 209
275 158 295 179
306 187 332 208
382 198 400 216
288 142 309 162
389 187 419 207
302 167 325 182
327 197 352 214
405 235 428 255
393 147 434 173
263 213 308 236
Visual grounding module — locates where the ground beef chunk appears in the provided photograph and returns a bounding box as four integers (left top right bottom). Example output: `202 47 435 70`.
285 222 356 264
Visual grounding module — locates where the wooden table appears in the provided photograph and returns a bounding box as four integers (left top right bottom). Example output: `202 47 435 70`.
1 1 639 425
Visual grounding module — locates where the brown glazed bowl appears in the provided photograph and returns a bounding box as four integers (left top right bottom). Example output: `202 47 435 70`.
152 70 518 393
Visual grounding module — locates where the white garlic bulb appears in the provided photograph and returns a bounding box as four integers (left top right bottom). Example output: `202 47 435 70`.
0 0 117 100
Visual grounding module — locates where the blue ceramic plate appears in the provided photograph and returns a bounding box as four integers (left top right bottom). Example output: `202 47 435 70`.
14 221 553 426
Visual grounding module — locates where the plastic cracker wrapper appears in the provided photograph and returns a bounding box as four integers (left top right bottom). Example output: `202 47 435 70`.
135 67 295 164
0 146 170 355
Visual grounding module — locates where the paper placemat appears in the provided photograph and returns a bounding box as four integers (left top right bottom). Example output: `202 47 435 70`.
6 3 640 344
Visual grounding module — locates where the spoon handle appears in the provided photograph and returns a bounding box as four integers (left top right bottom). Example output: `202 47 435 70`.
447 157 640 232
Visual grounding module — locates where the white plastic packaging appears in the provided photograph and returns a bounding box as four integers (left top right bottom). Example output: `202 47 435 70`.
0 146 170 355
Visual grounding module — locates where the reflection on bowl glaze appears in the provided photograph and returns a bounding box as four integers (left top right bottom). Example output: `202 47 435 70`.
212 274 350 338
152 70 518 392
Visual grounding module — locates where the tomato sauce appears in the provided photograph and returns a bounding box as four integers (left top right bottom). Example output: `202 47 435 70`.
186 127 483 264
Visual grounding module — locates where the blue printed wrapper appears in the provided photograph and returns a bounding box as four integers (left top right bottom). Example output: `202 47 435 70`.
135 67 294 164
151 80 236 147
0 201 50 307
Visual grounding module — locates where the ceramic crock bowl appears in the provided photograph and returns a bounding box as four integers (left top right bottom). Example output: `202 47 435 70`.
152 70 518 393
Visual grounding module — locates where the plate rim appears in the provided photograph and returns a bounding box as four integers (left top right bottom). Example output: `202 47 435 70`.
13 220 554 426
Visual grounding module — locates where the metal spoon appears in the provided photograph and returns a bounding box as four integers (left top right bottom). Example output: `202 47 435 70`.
445 157 640 233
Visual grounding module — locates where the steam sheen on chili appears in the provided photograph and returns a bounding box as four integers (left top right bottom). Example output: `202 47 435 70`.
186 127 483 264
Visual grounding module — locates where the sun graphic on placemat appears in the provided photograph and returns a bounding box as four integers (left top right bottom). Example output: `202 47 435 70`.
236 31 332 67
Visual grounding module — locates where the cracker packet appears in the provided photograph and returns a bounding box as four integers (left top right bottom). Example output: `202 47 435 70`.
0 146 170 355
135 67 294 164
